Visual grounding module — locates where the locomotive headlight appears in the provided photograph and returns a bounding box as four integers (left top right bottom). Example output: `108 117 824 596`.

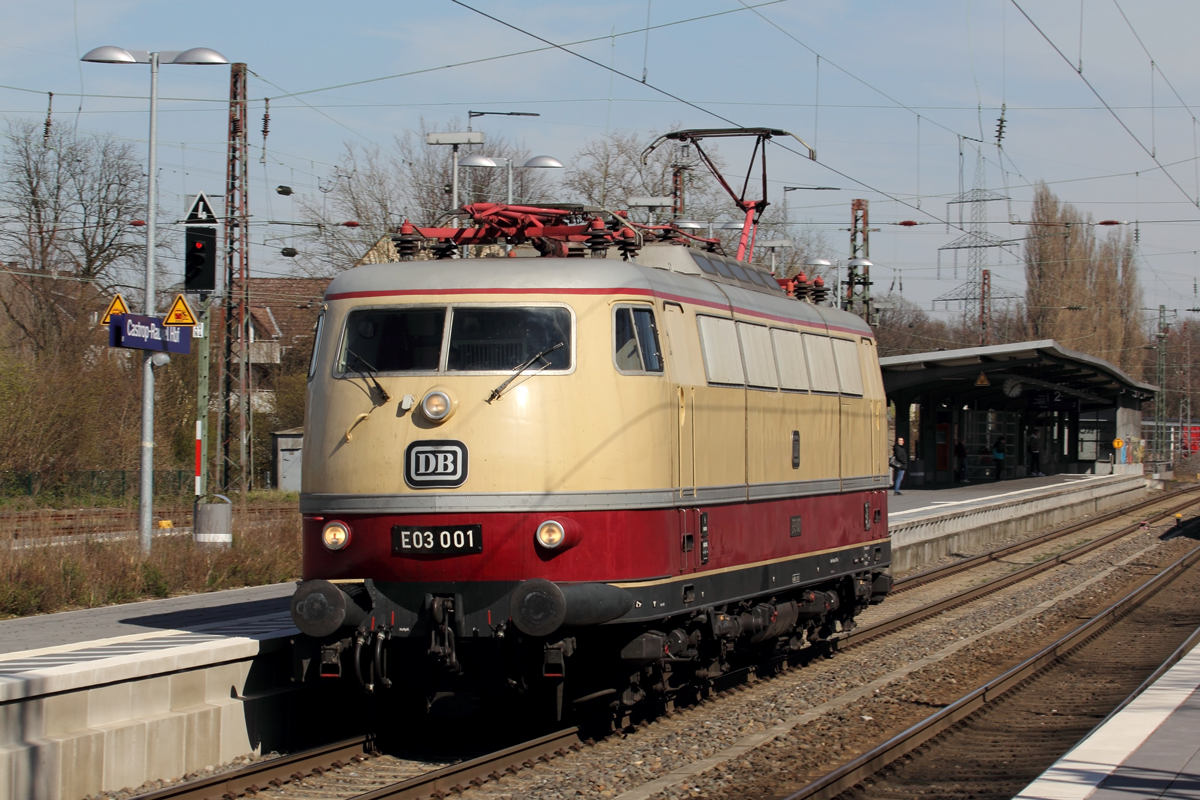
535 520 566 549
321 521 351 551
420 389 455 422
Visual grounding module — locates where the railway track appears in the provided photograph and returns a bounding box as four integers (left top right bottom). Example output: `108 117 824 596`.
783 530 1200 800
125 488 1200 800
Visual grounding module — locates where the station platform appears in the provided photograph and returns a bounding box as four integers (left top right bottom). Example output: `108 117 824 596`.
1016 630 1200 799
889 472 1124 517
887 471 1150 573
0 471 1156 799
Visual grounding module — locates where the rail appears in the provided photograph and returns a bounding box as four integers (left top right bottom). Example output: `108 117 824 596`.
779 532 1200 800
126 488 1200 800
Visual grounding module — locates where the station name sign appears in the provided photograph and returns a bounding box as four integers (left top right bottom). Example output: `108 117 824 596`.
109 314 192 354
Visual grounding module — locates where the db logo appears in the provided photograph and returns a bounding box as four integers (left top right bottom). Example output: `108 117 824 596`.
404 440 468 489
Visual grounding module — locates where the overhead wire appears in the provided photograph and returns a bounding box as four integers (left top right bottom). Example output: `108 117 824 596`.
1009 0 1200 210
273 1 787 101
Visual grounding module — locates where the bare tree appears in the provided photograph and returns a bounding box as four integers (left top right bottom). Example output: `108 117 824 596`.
297 119 558 275
1023 182 1145 374
562 129 729 220
0 121 146 355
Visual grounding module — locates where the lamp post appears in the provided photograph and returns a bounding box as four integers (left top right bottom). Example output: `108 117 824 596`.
461 154 565 206
806 258 835 307
425 132 486 215
81 45 229 556
756 239 793 275
627 196 675 225
461 154 565 251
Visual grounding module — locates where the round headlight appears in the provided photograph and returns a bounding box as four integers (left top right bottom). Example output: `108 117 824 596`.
321 521 351 551
535 520 566 550
421 390 453 422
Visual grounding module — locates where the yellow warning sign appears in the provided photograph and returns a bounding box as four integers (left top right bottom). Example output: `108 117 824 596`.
101 294 130 325
974 372 991 387
164 294 198 326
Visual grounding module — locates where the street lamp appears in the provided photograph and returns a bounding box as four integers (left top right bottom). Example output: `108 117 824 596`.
627 196 675 224
462 154 565 250
81 45 229 556
784 185 841 192
468 110 539 130
425 131 486 214
463 154 565 205
756 239 792 275
806 258 835 307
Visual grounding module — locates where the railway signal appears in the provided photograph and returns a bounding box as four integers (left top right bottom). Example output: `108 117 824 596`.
184 225 217 292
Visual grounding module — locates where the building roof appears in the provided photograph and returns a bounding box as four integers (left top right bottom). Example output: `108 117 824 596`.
212 277 328 348
880 339 1156 409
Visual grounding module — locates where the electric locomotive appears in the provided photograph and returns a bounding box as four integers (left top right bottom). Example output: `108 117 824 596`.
290 129 893 717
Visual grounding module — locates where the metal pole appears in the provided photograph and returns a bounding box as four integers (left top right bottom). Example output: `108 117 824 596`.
505 159 514 254
138 51 160 557
195 296 210 497
451 143 460 212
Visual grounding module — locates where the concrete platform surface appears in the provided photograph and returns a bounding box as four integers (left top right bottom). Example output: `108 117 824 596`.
886 472 1149 573
0 581 294 656
890 473 1121 518
1016 632 1200 800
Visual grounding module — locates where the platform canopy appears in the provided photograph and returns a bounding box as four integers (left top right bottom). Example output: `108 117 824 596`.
880 339 1156 411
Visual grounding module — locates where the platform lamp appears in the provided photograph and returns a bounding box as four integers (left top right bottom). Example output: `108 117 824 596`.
806 258 834 306
425 131 486 217
81 45 229 557
627 196 676 224
756 239 793 275
460 154 566 252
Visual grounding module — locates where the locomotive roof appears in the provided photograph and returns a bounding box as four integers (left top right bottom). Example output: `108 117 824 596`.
324 252 872 338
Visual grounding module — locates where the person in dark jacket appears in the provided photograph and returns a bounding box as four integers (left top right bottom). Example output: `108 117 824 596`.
992 437 1006 480
955 439 968 483
892 437 909 495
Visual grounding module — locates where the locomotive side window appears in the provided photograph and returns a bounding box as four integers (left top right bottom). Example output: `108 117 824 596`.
831 338 865 396
723 258 752 283
448 307 571 371
692 253 720 276
308 312 324 381
802 334 840 393
340 307 446 374
613 305 664 374
696 315 745 386
737 322 778 389
707 257 736 280
771 328 811 391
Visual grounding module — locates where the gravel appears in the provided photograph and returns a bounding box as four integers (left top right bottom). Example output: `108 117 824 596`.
462 516 1196 800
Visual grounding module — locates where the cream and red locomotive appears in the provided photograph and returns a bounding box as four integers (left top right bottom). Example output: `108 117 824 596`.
290 129 892 717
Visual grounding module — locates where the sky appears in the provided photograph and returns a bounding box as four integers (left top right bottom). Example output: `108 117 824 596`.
2 0 1199 324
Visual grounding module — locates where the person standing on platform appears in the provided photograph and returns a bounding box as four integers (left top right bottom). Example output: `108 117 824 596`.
892 437 909 495
992 437 1006 480
1028 431 1043 476
955 438 968 483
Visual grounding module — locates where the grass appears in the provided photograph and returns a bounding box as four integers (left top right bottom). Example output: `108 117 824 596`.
0 513 302 619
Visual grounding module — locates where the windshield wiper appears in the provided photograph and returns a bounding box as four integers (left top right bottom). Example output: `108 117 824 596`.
345 348 390 404
487 342 564 404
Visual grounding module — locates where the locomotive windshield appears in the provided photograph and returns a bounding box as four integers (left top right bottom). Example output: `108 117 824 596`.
447 307 571 371
337 305 571 374
339 308 446 373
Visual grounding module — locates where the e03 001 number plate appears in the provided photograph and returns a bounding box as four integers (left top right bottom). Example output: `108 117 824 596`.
392 524 482 555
